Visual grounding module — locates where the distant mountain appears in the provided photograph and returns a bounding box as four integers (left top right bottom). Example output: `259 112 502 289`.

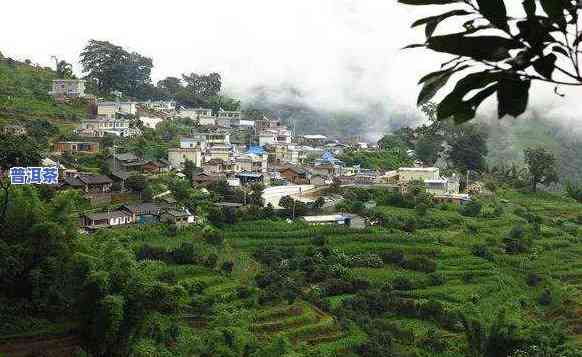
241 84 419 142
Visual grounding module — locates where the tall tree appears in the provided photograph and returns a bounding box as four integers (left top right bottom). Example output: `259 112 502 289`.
401 0 582 123
181 72 222 107
524 146 558 192
447 124 488 172
80 40 153 98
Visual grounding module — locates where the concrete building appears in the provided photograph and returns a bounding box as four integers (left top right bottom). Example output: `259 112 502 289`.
168 148 203 169
207 145 231 162
49 79 86 98
398 167 441 184
140 100 176 111
1 124 27 136
97 101 138 119
179 108 213 119
54 141 99 154
301 214 352 226
83 210 133 229
180 135 207 151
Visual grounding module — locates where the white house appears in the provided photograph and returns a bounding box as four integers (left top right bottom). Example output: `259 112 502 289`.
168 148 203 169
49 79 86 98
180 134 207 151
179 108 213 119
97 101 138 119
139 116 164 129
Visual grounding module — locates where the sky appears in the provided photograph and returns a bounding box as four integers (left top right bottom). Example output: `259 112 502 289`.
2 0 582 131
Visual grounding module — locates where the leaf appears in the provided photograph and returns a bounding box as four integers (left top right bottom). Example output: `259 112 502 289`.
428 33 521 61
540 0 568 28
574 32 582 47
517 20 556 49
522 0 536 18
437 71 501 120
508 50 534 70
476 0 509 32
411 10 473 39
402 44 426 50
532 54 557 79
417 65 470 105
399 0 463 5
552 46 569 57
497 77 531 118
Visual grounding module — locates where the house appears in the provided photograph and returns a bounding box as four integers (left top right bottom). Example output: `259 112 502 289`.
140 100 176 111
121 203 161 224
160 208 196 227
192 172 224 186
139 116 164 129
398 167 440 184
181 134 207 150
199 116 217 126
168 148 203 170
111 152 147 173
49 79 86 99
237 152 268 173
179 108 213 119
236 171 265 185
1 124 27 136
216 109 242 120
54 141 99 154
255 116 283 132
310 174 327 186
82 210 133 229
62 174 113 193
298 134 327 146
301 214 352 226
310 163 339 177
80 118 130 131
143 160 171 174
207 145 231 162
279 165 310 185
398 167 460 195
97 101 138 119
206 131 230 145
74 128 105 138
202 159 228 174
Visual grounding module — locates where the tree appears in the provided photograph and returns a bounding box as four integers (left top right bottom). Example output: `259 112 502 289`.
447 124 488 172
80 40 153 97
524 147 558 192
401 0 582 123
156 76 183 100
56 60 75 79
0 135 43 170
415 135 442 165
181 72 222 107
126 175 147 193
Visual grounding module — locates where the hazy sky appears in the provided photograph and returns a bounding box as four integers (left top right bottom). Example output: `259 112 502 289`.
2 0 582 128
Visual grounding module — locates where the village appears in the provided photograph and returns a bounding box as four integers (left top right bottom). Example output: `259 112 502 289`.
4 78 471 232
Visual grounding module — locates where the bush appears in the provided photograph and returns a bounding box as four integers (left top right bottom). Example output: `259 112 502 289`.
503 225 531 254
538 289 552 306
415 202 429 217
205 253 218 269
171 242 197 265
471 244 494 261
352 253 384 268
311 235 327 247
203 228 224 246
391 276 415 291
527 273 542 287
158 271 177 284
459 200 482 217
429 272 446 286
166 224 178 237
381 249 405 265
136 244 169 262
221 261 234 275
401 256 437 273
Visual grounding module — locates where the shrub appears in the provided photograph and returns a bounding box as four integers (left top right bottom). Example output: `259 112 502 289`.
203 228 224 246
391 276 415 291
503 225 531 254
403 218 417 233
415 202 429 217
171 242 197 265
471 244 494 261
538 289 552 306
311 235 327 247
221 261 234 275
401 256 437 273
158 271 177 284
352 253 384 268
381 249 405 265
205 253 218 269
166 224 178 237
527 273 542 287
466 223 479 235
459 200 482 217
429 272 446 286
136 244 169 262
462 272 474 283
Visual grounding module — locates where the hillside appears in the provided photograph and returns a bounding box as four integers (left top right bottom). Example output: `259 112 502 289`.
0 53 89 125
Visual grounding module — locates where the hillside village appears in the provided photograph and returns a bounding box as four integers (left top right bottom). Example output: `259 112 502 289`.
0 77 468 232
